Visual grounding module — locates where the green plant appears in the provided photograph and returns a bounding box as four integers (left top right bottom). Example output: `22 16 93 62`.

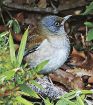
82 1 93 15
43 90 93 105
0 18 21 50
0 27 49 104
0 31 9 48
7 19 21 33
84 21 93 41
81 1 93 42
9 27 28 67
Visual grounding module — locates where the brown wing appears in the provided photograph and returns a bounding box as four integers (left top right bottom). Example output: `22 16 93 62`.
26 34 47 50
26 20 47 53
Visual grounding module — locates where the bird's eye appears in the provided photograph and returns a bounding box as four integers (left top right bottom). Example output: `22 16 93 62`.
54 21 60 27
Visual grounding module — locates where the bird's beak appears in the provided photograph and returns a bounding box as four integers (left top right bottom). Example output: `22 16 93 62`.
64 15 72 21
61 15 72 25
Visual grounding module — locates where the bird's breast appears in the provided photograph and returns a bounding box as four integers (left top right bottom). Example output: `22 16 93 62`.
25 37 70 74
39 45 70 73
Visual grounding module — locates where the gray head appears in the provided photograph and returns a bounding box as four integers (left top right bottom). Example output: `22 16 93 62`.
40 15 71 34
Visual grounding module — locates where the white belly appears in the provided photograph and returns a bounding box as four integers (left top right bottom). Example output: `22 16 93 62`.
27 39 70 74
40 48 68 74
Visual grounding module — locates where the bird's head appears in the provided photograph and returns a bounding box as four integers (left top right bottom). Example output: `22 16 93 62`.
39 15 71 36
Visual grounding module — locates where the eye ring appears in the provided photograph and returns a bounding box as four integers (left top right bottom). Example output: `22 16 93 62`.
54 21 60 27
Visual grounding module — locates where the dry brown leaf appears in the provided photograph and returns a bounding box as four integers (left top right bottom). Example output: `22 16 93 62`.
60 64 71 70
71 77 84 89
49 69 85 89
70 47 86 67
67 68 93 77
49 69 75 90
88 76 93 84
70 47 93 70
72 47 85 58
82 52 93 70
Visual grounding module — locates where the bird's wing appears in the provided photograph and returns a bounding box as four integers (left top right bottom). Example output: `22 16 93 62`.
24 34 47 57
24 44 39 57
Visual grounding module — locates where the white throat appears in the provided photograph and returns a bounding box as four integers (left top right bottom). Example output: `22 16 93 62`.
47 34 70 49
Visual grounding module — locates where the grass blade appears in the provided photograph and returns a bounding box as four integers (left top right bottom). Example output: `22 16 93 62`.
34 60 49 73
19 83 39 98
9 32 16 64
12 19 21 33
0 31 9 37
16 96 34 105
17 28 29 67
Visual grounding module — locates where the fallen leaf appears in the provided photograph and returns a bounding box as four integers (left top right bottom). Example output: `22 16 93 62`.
71 77 84 89
69 47 93 70
49 69 74 90
67 68 93 77
88 76 93 84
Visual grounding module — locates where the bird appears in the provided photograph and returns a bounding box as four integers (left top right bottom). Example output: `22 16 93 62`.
24 15 71 74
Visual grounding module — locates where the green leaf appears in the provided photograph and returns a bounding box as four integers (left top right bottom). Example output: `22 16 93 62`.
76 96 84 105
63 90 76 99
12 19 21 33
7 19 20 33
56 99 66 105
86 29 93 41
34 60 49 73
81 90 93 94
9 32 17 64
17 28 29 67
84 22 93 27
63 90 93 100
56 99 69 105
16 96 34 105
7 20 13 28
56 97 76 105
0 100 3 104
0 31 9 37
0 69 15 82
43 98 54 105
31 80 43 89
19 83 39 98
82 1 93 15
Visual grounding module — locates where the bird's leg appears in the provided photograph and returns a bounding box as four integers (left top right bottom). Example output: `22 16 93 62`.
48 74 54 86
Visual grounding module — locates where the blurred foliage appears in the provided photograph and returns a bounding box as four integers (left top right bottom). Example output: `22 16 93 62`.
82 1 93 42
84 21 93 41
82 1 93 15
